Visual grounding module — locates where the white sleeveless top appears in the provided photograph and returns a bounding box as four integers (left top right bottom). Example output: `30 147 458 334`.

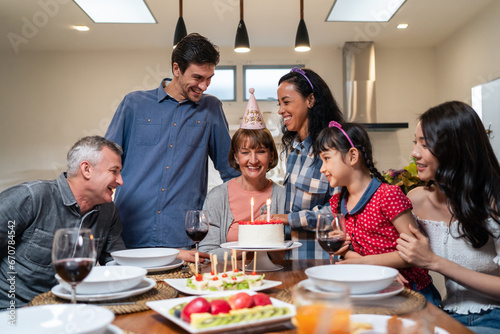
414 214 500 314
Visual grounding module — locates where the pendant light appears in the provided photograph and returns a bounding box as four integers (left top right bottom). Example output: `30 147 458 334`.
173 0 187 48
234 0 250 53
295 0 310 52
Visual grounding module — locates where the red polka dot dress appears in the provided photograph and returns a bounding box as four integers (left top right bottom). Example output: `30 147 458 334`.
329 178 431 291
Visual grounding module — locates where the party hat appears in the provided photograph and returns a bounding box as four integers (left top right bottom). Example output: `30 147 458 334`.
240 88 266 129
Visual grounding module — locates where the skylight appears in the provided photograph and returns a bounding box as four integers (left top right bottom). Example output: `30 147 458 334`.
327 0 406 22
74 0 156 24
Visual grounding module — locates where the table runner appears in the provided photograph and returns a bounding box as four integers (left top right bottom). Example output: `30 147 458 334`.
274 287 427 315
28 283 178 315
146 264 194 282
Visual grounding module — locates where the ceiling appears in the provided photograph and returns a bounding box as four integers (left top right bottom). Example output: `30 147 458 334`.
0 0 495 53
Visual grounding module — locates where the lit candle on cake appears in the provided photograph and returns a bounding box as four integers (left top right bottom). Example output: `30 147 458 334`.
250 197 254 222
266 198 271 222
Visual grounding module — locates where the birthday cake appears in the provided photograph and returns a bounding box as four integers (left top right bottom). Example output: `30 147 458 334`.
238 220 284 247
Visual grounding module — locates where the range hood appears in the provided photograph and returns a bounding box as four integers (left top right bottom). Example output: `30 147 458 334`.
343 41 408 131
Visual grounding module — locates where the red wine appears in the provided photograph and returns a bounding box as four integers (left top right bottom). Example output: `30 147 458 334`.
54 258 93 284
318 238 345 253
187 230 208 243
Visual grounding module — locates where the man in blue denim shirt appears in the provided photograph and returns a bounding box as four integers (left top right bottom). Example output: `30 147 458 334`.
105 34 239 257
0 136 126 308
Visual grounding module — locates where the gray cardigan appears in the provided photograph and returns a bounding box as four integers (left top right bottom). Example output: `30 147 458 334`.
199 181 286 259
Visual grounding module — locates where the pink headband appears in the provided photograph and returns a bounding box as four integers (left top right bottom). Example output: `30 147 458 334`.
329 121 354 148
290 67 314 91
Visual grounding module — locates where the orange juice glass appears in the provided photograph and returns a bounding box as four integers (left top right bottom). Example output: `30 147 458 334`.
293 284 351 334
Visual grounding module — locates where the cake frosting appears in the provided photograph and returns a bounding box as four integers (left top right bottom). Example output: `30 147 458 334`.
238 220 284 246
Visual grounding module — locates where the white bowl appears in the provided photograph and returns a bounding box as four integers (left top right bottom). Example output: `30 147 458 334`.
111 248 179 268
56 265 147 294
305 264 398 295
0 304 114 334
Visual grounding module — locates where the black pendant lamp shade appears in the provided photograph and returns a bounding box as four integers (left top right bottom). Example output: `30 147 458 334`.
234 0 250 52
234 20 250 52
173 0 187 48
295 0 310 52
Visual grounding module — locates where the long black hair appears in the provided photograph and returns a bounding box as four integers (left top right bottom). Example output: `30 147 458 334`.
278 68 343 154
420 101 500 248
314 123 386 212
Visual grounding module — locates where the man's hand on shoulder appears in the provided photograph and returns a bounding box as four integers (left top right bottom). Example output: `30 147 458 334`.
177 249 209 263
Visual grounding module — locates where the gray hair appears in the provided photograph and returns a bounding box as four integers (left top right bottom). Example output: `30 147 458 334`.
66 136 123 178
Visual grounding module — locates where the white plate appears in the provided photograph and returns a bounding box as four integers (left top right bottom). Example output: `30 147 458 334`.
165 278 282 295
220 241 302 251
51 277 155 302
56 266 147 295
351 314 449 333
105 325 124 334
106 258 184 273
0 304 114 334
147 290 295 334
298 279 404 301
111 248 179 267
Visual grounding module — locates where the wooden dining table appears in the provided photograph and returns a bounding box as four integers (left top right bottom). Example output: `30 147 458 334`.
112 259 474 334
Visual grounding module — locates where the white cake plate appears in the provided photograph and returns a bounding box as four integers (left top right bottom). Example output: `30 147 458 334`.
220 242 302 272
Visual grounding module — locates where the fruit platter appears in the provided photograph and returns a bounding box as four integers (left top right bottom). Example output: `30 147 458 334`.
146 291 295 333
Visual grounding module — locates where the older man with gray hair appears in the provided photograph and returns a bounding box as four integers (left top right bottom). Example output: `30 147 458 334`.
0 136 126 309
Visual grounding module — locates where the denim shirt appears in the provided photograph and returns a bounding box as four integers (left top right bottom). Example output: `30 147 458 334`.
0 173 125 308
105 79 239 249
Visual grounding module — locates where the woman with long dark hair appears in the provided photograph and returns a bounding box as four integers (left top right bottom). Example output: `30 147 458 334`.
269 68 344 259
397 101 500 333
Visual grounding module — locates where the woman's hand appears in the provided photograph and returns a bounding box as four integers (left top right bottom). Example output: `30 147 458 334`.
177 249 209 263
395 273 408 286
396 224 436 270
333 235 351 257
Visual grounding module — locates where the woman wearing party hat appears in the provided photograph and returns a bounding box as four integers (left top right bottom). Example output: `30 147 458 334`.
199 89 286 259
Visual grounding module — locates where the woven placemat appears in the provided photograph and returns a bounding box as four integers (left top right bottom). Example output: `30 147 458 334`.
147 264 194 282
274 287 426 315
28 283 178 315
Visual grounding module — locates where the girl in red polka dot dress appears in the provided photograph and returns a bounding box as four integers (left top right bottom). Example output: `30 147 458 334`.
314 121 441 306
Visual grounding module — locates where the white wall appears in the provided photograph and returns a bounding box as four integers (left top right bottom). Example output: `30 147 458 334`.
435 0 500 103
1 0 499 192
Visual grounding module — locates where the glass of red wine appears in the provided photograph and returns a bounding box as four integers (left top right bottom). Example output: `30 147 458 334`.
316 213 347 265
185 210 209 267
52 228 96 303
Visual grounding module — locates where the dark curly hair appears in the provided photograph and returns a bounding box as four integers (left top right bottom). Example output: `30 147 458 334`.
420 101 500 248
171 33 220 74
278 68 343 155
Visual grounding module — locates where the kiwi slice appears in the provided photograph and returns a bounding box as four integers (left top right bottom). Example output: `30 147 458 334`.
197 316 224 329
227 314 244 324
278 307 291 315
262 307 280 318
250 310 263 321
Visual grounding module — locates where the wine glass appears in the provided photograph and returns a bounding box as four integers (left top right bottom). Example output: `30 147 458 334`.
316 213 347 265
52 228 96 303
185 210 209 267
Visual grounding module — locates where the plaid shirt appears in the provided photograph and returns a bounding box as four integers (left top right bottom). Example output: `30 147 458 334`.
284 136 339 259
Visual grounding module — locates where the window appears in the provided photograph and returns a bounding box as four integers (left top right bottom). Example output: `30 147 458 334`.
243 65 304 101
205 66 236 101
